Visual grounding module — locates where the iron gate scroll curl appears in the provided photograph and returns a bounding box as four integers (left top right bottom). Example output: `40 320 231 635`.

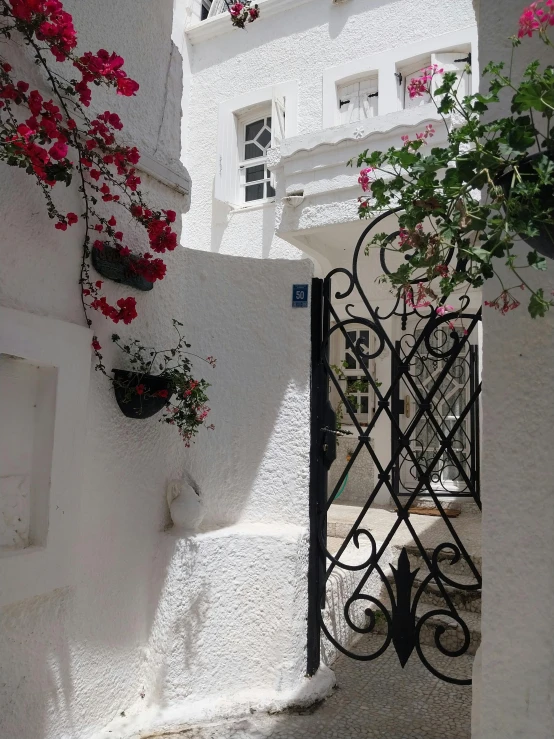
307 211 482 685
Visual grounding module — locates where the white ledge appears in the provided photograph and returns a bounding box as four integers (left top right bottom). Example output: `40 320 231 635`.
278 105 445 161
186 0 315 45
136 152 191 206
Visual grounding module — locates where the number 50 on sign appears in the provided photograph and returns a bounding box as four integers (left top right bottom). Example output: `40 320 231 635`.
292 284 309 308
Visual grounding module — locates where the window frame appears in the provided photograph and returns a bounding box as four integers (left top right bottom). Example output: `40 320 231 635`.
331 324 376 427
237 107 276 205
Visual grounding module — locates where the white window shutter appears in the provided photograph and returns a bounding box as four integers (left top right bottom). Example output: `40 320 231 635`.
271 93 286 147
359 77 378 120
337 81 361 124
208 0 227 17
431 52 471 99
214 111 239 205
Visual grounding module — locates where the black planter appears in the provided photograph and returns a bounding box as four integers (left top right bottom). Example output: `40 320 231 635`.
92 245 154 291
497 153 554 260
113 369 173 419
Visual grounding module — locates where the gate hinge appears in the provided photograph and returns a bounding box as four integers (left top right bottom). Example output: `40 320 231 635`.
339 98 350 108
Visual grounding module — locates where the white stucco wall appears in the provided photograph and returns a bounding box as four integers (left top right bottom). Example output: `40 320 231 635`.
180 0 477 261
474 1 554 737
0 2 320 737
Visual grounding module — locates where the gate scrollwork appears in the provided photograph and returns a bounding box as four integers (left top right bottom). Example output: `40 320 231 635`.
308 211 482 685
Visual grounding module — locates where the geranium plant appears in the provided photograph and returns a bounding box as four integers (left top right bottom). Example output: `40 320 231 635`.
228 1 260 29
94 321 215 447
0 0 214 440
353 0 554 318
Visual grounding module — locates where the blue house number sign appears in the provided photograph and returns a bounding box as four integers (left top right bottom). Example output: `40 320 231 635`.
292 284 309 308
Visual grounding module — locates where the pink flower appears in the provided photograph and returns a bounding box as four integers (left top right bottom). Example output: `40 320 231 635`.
436 305 455 316
358 167 373 192
230 3 244 16
518 5 541 36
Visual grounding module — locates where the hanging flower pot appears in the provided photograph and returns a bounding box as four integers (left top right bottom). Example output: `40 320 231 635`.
112 369 174 419
497 153 554 260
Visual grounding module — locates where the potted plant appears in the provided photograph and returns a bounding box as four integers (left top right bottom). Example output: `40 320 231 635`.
352 1 554 317
228 1 260 28
93 320 216 446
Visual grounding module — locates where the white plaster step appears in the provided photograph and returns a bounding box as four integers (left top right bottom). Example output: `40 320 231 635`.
385 568 481 614
371 598 481 656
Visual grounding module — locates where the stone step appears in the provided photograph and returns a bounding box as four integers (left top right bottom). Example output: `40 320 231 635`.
398 543 482 579
385 569 481 614
371 599 481 656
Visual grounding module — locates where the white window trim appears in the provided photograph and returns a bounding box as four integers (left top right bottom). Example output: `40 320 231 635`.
331 323 376 427
238 107 275 205
215 81 298 209
322 27 478 128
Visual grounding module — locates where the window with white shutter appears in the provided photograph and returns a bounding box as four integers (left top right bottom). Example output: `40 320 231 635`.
400 51 471 110
337 75 378 125
214 82 297 207
238 108 275 203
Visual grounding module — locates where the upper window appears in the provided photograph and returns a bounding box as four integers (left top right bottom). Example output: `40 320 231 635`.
337 75 378 125
200 0 226 21
239 111 276 203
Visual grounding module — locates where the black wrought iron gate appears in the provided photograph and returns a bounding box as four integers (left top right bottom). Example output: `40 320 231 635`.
307 214 482 685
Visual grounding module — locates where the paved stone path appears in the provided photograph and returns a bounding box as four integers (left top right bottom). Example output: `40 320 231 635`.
166 641 472 739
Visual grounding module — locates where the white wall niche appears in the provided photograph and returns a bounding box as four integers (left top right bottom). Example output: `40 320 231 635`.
0 353 57 551
0 306 91 607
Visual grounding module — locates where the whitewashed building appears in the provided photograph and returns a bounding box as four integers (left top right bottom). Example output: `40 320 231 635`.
181 0 481 507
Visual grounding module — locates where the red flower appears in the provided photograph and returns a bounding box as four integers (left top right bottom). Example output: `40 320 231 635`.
55 220 67 231
157 389 169 398
49 139 68 160
90 169 101 181
28 90 43 116
94 224 103 232
108 215 117 226
165 209 177 223
67 118 77 130
92 338 101 351
95 280 103 288
114 231 123 241
147 219 178 253
2 63 12 72
67 212 78 225
117 77 139 97
114 296 137 324
17 80 29 93
93 239 104 251
135 384 145 395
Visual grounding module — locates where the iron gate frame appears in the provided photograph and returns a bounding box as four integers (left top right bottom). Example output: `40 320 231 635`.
307 211 482 685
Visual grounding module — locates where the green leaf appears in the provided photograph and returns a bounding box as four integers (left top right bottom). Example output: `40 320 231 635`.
529 289 549 318
527 250 547 270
